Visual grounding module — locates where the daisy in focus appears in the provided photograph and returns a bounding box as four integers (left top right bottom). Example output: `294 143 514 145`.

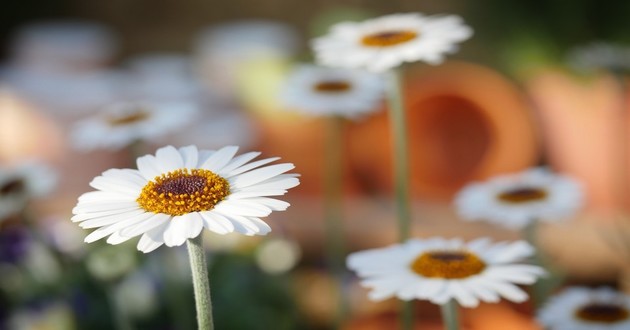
0 161 57 220
454 167 583 230
311 13 473 72
72 145 299 253
70 101 198 152
280 64 384 118
347 237 545 308
537 287 630 330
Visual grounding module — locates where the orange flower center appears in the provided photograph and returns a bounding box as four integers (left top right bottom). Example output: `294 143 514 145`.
410 250 486 279
137 169 230 216
497 187 548 204
107 110 150 126
575 303 629 324
313 80 352 93
361 30 418 47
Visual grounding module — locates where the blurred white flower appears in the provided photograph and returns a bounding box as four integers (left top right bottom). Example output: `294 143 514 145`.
347 237 545 308
0 161 57 220
568 42 630 73
256 237 301 274
8 300 76 330
114 271 158 319
70 101 198 152
454 167 583 230
194 20 299 100
312 13 473 72
280 64 384 119
537 287 630 330
9 20 117 73
86 243 137 282
123 52 204 103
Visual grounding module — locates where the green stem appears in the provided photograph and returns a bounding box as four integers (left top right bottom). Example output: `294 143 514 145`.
186 235 214 330
385 68 413 330
440 300 459 330
385 68 412 242
324 116 348 325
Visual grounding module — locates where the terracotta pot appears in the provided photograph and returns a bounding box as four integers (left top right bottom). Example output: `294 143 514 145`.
347 61 540 200
526 69 630 214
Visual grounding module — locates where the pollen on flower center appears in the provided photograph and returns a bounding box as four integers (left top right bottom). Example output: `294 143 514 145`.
136 168 230 216
575 303 630 323
361 30 418 47
107 110 150 126
497 187 548 204
313 80 352 93
410 250 486 279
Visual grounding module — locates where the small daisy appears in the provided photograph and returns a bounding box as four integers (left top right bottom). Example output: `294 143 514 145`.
454 168 583 230
70 101 198 152
0 161 57 220
537 287 630 330
347 237 545 308
72 145 299 253
567 42 630 73
311 13 473 72
280 64 384 118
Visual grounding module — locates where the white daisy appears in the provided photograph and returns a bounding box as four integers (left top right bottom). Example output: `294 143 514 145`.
280 64 384 118
0 161 57 220
537 287 630 330
311 13 473 72
71 145 300 253
70 101 198 152
454 167 583 230
347 237 545 308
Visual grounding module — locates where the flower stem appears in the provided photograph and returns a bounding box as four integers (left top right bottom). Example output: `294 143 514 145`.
186 235 214 330
385 68 414 330
324 116 348 325
440 300 460 330
385 68 412 242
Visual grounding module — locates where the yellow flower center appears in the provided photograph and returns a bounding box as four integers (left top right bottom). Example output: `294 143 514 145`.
107 110 150 126
361 30 418 47
313 80 352 93
576 303 630 324
497 187 548 204
410 250 486 279
0 178 25 196
136 169 230 216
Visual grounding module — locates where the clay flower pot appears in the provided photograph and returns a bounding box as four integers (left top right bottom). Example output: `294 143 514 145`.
347 61 540 200
526 69 630 214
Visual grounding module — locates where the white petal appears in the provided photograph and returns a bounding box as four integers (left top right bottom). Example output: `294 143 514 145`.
119 213 171 237
179 145 199 168
163 214 203 247
199 212 234 234
137 155 163 180
73 201 140 214
230 164 295 189
214 200 272 217
225 157 280 177
219 152 261 174
155 145 184 172
79 209 146 228
106 231 133 245
201 146 238 172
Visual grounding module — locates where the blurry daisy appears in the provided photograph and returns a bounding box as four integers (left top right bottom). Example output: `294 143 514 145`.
537 287 630 330
0 161 57 220
281 64 384 118
312 13 473 72
568 42 630 73
454 168 583 230
72 145 299 253
347 237 545 308
70 101 198 152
